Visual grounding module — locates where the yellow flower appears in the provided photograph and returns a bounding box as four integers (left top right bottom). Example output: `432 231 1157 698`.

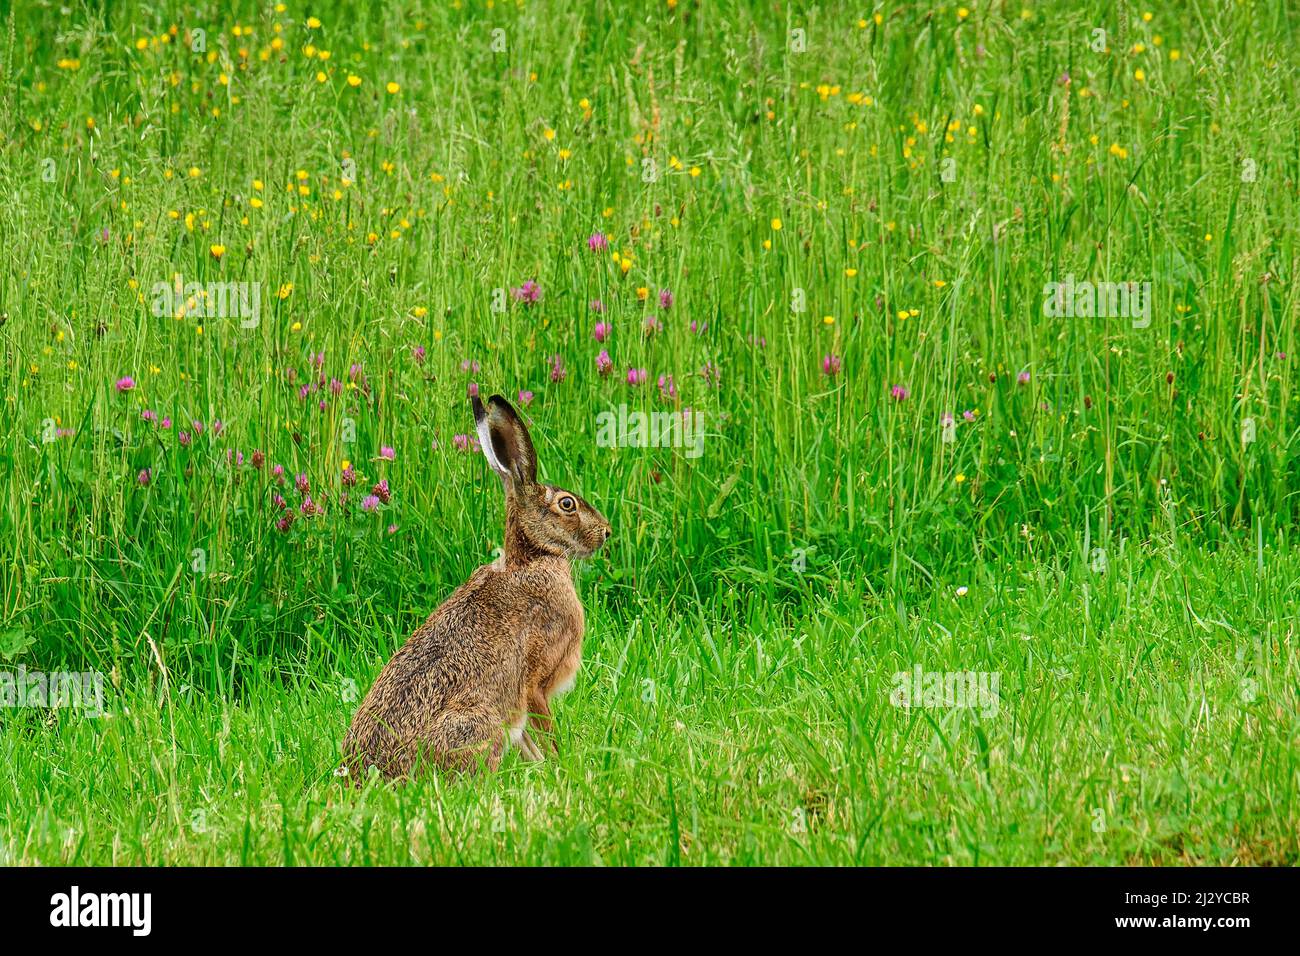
770 217 782 231
210 244 226 259
845 268 858 278
543 128 556 141
306 16 322 28
822 315 835 326
291 320 302 332
636 287 649 300
386 81 400 94
955 473 966 484
1134 68 1145 82
188 166 202 178
347 74 362 87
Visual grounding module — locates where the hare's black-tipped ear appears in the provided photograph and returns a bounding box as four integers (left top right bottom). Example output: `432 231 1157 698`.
471 393 537 487
472 394 508 481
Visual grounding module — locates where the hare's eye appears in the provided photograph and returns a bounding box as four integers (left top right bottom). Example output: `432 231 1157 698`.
558 496 577 513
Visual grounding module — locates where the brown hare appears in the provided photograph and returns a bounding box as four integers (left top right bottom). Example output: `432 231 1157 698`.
341 393 611 779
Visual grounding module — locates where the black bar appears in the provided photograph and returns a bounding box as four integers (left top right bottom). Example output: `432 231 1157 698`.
0 867 1286 942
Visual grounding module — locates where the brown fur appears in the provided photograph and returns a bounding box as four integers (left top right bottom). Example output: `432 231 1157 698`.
341 394 610 780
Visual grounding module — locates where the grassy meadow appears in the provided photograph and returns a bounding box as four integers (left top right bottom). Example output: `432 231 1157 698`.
0 1 1298 865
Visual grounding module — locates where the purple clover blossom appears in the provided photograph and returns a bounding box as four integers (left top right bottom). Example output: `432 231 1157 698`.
512 280 541 304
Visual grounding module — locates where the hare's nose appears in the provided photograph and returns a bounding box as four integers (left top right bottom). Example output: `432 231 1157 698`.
603 527 611 541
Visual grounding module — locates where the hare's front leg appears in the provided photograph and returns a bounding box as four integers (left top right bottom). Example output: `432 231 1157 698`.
518 733 545 761
527 689 558 755
509 711 545 762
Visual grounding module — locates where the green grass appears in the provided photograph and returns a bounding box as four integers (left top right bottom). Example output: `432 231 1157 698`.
3 547 1297 865
0 1 1298 864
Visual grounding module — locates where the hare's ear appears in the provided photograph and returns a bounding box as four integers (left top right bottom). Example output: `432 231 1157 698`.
471 394 537 487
